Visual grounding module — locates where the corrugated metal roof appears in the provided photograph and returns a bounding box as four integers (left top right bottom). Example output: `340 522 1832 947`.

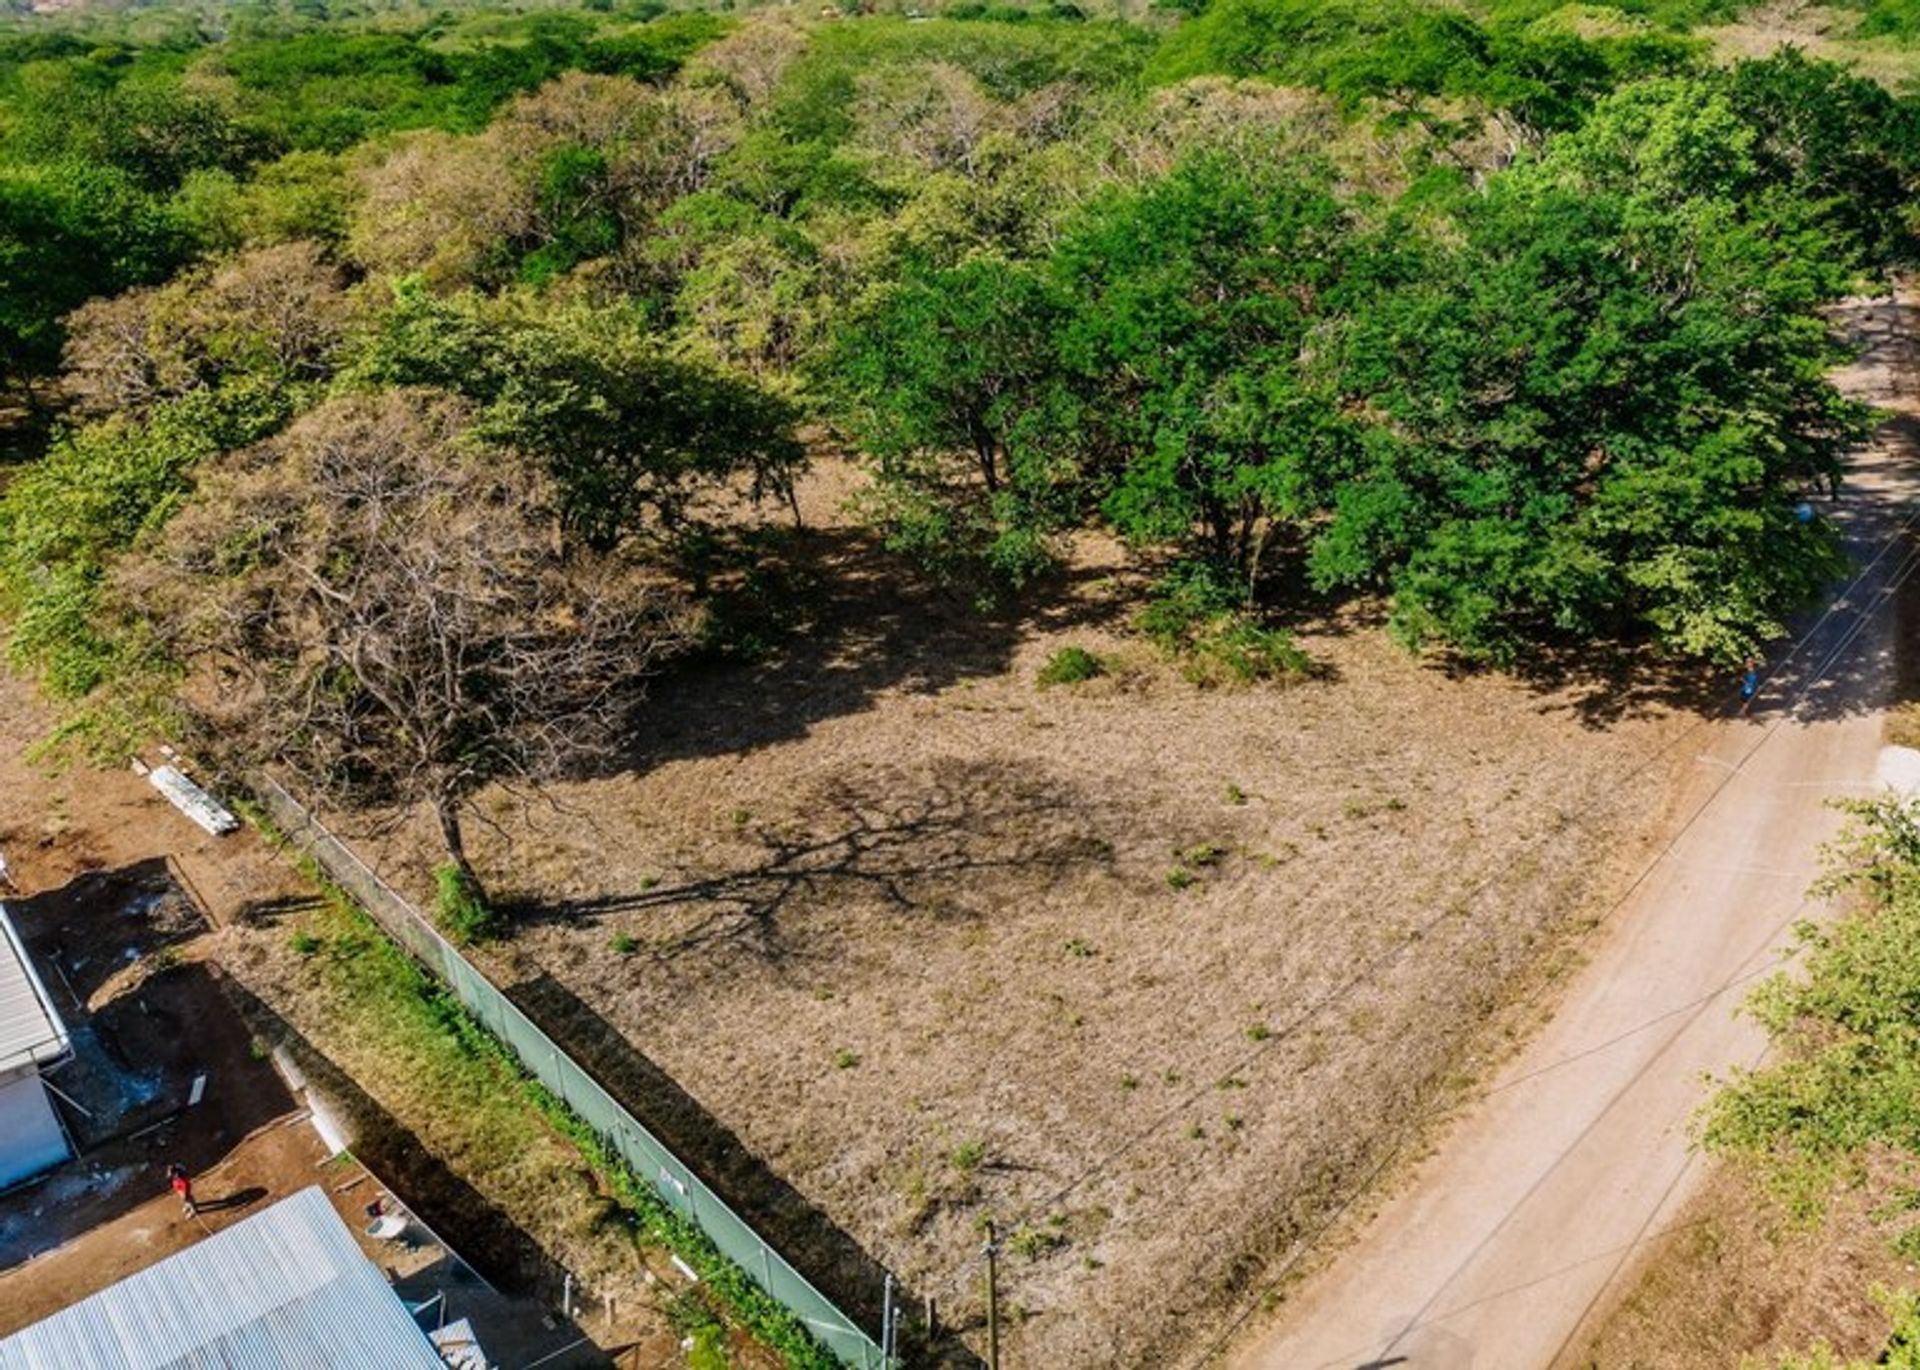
0 1186 451 1370
0 905 64 1078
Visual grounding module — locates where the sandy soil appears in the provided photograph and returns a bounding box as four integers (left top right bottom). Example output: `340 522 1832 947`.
327 439 1715 1362
1224 295 1920 1370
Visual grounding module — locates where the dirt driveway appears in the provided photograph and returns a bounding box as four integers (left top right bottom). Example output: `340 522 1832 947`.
1225 296 1920 1370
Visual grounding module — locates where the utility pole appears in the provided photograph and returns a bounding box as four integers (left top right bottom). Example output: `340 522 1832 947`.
984 1219 1001 1370
882 1272 895 1365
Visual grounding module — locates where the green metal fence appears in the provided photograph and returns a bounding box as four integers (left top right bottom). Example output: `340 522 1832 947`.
252 777 892 1369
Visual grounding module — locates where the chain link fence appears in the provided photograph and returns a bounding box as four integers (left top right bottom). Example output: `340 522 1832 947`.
252 776 891 1369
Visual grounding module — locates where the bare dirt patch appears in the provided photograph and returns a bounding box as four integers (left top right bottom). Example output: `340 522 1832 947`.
336 469 1707 1366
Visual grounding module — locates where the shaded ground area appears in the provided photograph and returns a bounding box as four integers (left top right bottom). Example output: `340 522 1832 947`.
340 458 1710 1364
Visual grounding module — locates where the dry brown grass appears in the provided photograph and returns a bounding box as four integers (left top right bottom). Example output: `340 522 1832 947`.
1705 0 1920 90
330 460 1709 1366
1567 1162 1918 1369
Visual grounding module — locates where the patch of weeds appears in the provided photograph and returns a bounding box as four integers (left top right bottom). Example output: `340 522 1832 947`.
638 874 660 891
1186 1122 1206 1140
1065 937 1096 958
1007 1220 1068 1261
1224 1113 1244 1133
833 1047 860 1070
1167 840 1228 891
434 863 502 945
1119 1074 1139 1092
1245 1022 1272 1042
1223 783 1247 806
289 930 321 956
666 1290 729 1370
813 987 835 1001
1180 842 1226 867
951 1140 986 1173
729 808 752 830
1216 1075 1247 1090
609 932 639 956
1037 645 1106 688
1163 1068 1182 1085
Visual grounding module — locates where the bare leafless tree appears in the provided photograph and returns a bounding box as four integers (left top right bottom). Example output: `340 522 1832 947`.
119 389 695 901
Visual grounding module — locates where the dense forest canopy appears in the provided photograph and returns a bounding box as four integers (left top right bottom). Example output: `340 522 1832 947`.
1 0 1918 902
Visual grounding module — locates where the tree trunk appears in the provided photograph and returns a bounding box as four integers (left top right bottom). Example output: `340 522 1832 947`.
968 413 1001 493
435 796 482 894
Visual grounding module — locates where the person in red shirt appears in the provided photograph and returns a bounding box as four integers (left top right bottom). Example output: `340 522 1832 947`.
167 1162 196 1217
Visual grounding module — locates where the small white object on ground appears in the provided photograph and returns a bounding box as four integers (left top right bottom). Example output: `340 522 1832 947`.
187 1074 206 1106
670 1255 699 1284
1877 745 1920 796
147 764 240 836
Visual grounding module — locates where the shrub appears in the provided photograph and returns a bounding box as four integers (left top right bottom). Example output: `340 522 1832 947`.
1137 563 1308 687
1037 645 1106 688
434 863 502 945
609 931 639 955
952 1139 986 1172
289 930 320 956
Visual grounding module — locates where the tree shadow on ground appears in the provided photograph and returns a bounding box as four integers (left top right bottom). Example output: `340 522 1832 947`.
507 756 1117 965
502 971 981 1368
604 523 1136 779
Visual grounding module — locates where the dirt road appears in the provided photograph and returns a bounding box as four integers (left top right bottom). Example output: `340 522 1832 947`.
1228 296 1920 1370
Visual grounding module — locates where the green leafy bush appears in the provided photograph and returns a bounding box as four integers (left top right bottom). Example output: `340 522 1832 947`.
1705 796 1920 1234
435 863 503 945
1038 645 1106 687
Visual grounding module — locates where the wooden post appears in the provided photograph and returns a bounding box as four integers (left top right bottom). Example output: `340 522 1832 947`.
987 1231 1001 1369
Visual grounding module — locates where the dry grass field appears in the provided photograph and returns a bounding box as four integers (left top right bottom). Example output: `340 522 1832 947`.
1707 0 1920 89
329 460 1712 1366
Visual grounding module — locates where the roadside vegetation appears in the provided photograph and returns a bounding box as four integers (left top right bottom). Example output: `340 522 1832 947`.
1583 797 1920 1367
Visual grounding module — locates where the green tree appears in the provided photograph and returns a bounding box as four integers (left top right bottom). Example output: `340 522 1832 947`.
825 254 1079 590
359 285 806 552
1055 154 1357 584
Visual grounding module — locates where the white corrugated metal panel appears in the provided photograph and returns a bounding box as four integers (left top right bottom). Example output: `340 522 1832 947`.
0 1074 68 1189
0 906 64 1078
0 1186 450 1370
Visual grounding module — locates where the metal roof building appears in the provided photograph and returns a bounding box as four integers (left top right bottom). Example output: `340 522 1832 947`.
0 1186 452 1370
0 904 70 1191
0 904 65 1080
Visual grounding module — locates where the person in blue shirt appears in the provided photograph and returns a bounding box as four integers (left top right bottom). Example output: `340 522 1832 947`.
1740 657 1761 714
